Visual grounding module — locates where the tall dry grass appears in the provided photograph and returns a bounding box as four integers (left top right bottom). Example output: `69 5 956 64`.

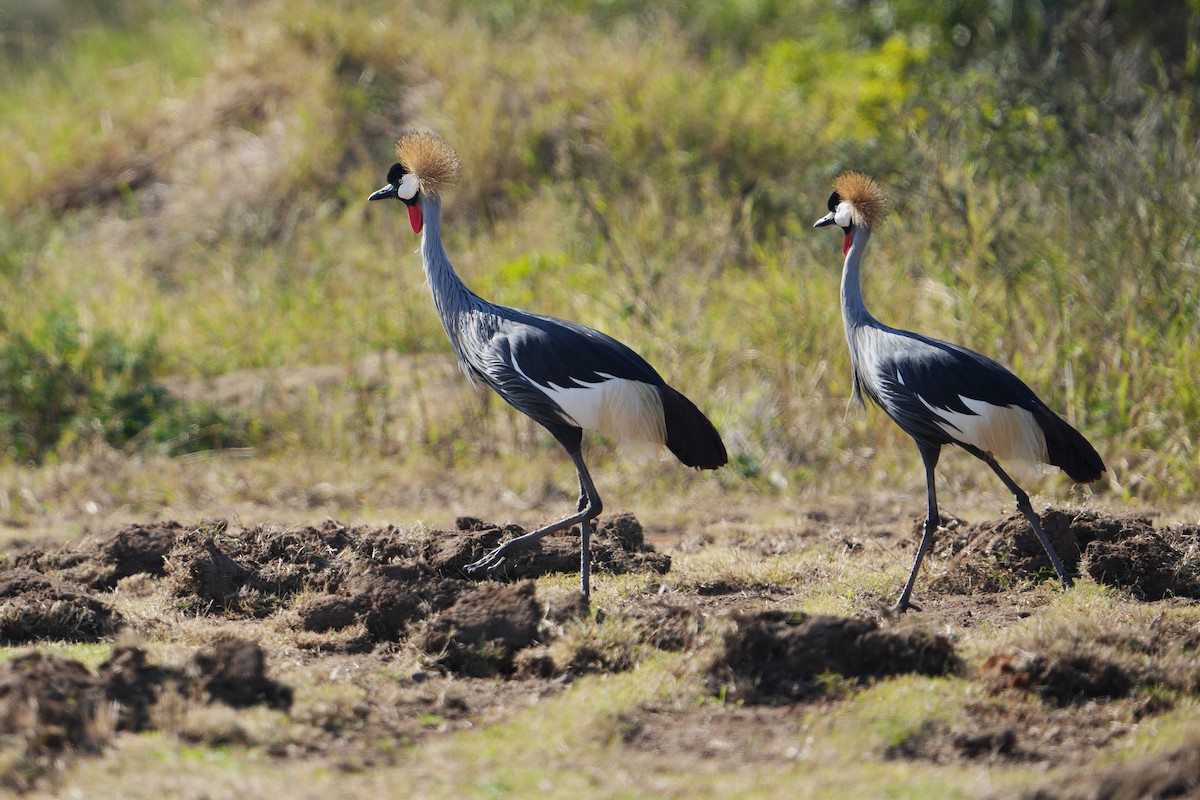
0 0 1195 512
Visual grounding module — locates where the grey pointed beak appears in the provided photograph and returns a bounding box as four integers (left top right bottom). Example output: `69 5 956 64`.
368 183 398 202
813 211 837 228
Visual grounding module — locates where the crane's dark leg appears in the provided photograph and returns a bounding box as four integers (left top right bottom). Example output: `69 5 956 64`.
464 440 603 603
575 460 601 605
894 442 941 613
571 472 593 601
960 444 1074 590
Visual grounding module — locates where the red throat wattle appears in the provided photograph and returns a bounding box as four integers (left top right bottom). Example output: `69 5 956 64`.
843 231 853 257
408 204 423 234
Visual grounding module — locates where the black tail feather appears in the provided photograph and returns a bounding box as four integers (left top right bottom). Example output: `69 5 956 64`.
1035 406 1105 483
657 384 727 470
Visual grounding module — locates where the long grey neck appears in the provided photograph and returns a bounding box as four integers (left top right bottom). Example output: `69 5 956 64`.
840 224 878 408
418 194 492 370
421 194 470 314
841 225 877 333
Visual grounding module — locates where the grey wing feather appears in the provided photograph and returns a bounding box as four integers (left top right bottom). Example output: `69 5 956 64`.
460 309 664 431
856 326 1044 447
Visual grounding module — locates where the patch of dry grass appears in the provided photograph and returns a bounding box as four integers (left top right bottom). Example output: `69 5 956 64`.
0 0 1195 510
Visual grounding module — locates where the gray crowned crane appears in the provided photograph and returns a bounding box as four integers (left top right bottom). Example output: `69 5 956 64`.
369 132 727 605
814 172 1105 612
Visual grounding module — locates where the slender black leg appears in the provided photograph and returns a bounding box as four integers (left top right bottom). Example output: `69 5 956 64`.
575 454 602 605
579 516 592 603
894 441 941 613
464 448 603 604
961 444 1074 589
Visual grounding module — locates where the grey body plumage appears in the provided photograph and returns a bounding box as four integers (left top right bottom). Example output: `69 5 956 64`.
816 172 1104 611
371 134 727 604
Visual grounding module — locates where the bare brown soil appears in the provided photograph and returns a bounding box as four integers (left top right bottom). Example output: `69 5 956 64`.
932 508 1200 599
886 700 1137 767
709 611 959 703
1 505 1198 796
1028 741 1200 800
0 569 120 643
0 638 288 790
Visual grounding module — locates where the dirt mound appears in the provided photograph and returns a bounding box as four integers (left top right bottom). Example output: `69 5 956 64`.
4 514 675 677
887 701 1132 767
96 646 181 731
165 528 256 612
187 637 293 709
151 514 666 658
13 522 181 590
979 614 1200 710
163 519 397 616
920 512 973 560
1083 531 1199 600
708 612 959 704
0 652 107 754
416 581 543 676
9 514 666 637
160 514 665 626
341 563 467 642
628 599 706 652
0 638 291 786
1 642 290 743
431 513 671 580
0 568 121 643
1028 739 1200 800
930 509 1085 593
931 509 1200 599
982 650 1136 706
292 561 467 653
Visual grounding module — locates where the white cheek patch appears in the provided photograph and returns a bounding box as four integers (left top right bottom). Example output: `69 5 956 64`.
396 172 420 200
834 202 853 228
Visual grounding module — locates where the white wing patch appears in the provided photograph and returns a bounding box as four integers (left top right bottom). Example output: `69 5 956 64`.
918 394 1048 464
511 357 667 446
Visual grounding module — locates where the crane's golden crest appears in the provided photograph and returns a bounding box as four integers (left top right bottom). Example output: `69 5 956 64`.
395 132 462 196
833 171 887 228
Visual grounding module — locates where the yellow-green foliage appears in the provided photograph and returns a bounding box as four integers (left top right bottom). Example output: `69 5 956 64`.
0 0 1197 500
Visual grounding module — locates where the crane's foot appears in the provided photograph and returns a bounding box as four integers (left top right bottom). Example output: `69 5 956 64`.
890 599 921 614
462 514 583 577
463 531 546 575
463 545 510 576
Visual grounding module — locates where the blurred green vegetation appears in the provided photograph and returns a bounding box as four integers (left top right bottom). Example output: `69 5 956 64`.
0 0 1196 496
0 311 258 462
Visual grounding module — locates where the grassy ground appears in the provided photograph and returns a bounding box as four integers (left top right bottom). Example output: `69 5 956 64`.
4 496 1200 799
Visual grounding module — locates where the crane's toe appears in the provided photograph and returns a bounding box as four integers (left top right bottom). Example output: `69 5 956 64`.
464 548 506 575
891 599 921 614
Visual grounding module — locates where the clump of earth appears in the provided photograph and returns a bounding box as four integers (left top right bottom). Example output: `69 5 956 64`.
929 507 1200 600
0 637 288 791
708 611 959 704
